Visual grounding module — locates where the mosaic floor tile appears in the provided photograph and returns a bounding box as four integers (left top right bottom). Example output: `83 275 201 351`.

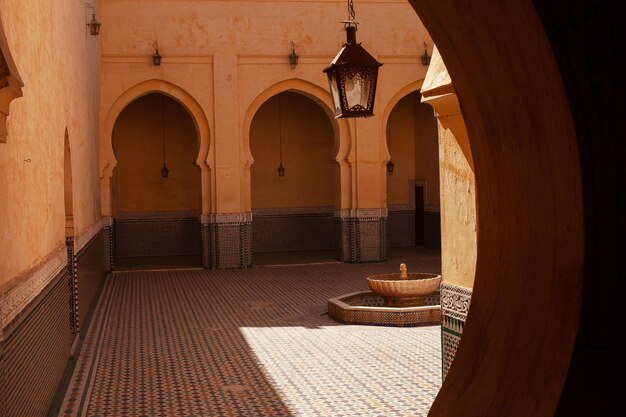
59 247 442 417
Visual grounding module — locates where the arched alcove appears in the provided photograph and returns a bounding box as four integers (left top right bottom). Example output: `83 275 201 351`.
385 90 440 251
111 92 202 269
250 91 337 263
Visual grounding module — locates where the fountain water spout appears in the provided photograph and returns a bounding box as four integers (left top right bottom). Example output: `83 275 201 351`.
400 263 408 279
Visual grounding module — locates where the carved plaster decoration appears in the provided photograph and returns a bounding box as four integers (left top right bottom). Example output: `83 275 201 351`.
0 247 66 329
334 208 388 220
201 212 253 225
0 20 24 142
440 282 473 321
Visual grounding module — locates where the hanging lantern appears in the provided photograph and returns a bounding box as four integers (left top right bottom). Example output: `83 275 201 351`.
161 163 169 178
323 21 382 118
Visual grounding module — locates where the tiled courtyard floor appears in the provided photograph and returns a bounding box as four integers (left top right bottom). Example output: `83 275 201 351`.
57 247 442 417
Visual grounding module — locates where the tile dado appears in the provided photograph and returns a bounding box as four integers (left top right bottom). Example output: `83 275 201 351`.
0 219 106 333
1 222 107 417
440 282 473 380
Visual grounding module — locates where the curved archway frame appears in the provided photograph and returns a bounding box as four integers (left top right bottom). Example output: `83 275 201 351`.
100 79 212 216
241 78 352 212
406 1 585 415
379 79 426 208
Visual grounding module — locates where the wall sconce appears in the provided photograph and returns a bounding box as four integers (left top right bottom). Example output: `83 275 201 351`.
277 95 285 177
153 42 162 66
421 42 431 66
86 3 101 36
323 0 383 118
386 160 395 175
289 41 299 69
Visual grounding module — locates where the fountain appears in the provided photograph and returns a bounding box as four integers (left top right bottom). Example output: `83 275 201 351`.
328 263 442 327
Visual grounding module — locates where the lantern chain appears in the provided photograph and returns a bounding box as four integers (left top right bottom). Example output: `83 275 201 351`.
347 0 356 24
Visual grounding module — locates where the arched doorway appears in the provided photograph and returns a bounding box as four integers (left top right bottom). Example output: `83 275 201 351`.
250 91 337 264
386 91 440 252
111 92 202 269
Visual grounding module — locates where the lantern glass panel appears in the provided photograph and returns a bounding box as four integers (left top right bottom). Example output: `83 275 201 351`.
328 73 342 115
344 70 370 110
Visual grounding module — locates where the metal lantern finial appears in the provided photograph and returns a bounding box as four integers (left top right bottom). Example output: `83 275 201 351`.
86 3 101 35
323 1 383 118
289 41 299 69
153 42 162 66
421 42 431 66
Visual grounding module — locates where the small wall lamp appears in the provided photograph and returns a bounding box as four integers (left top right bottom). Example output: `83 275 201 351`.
153 42 162 66
86 3 101 36
289 41 299 69
421 42 431 66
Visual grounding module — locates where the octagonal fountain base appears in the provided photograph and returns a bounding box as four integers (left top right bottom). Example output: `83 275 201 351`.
328 290 441 327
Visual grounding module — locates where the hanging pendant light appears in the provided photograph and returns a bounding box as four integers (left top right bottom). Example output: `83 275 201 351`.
277 95 285 177
323 0 383 118
160 95 169 178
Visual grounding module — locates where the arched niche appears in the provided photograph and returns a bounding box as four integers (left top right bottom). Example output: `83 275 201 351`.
241 78 352 212
249 91 336 257
101 79 211 217
383 89 440 250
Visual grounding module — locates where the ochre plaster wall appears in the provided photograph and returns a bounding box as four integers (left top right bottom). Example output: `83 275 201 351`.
99 0 433 215
0 1 101 286
112 93 200 213
251 92 334 209
421 49 476 289
386 91 439 208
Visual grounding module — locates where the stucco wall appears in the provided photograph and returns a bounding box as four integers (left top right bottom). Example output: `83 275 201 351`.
99 0 433 216
0 1 101 285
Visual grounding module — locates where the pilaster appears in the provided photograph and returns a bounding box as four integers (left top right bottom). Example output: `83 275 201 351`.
201 213 253 269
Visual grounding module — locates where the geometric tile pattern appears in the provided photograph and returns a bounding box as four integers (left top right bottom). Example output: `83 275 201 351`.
58 248 442 416
439 282 472 381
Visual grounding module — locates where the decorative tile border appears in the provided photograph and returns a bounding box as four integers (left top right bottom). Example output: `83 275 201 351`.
0 219 107 333
252 206 334 217
201 212 253 225
334 208 388 220
0 247 66 332
440 282 473 380
116 210 200 220
74 219 104 254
